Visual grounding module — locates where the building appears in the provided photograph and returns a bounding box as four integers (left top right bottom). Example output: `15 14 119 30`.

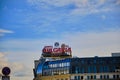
33 43 120 80
33 56 120 80
112 53 120 57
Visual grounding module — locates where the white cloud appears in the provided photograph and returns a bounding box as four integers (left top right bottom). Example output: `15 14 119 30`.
62 31 120 57
0 52 32 79
116 0 120 5
101 15 106 20
27 0 117 15
0 29 14 37
69 0 114 15
28 0 105 8
1 30 120 57
0 52 4 57
0 29 14 33
10 76 32 80
0 52 8 69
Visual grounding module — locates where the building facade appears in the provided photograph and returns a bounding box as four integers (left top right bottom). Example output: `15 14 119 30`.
33 56 120 80
33 43 120 80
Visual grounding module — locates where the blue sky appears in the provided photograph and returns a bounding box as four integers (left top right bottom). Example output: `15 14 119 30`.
0 0 120 39
0 0 120 80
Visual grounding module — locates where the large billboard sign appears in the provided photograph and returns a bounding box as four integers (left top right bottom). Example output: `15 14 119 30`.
42 42 72 57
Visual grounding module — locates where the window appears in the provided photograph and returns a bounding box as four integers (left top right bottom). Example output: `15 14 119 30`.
81 76 83 79
87 76 90 79
74 76 77 80
65 78 68 80
103 66 109 72
78 76 80 80
113 75 116 79
75 67 79 73
81 67 84 73
62 63 64 67
91 76 93 79
88 66 91 73
67 62 70 66
60 63 62 67
93 66 97 73
55 64 57 67
104 75 106 79
107 75 109 79
117 75 119 79
100 75 102 79
49 64 53 68
94 75 96 79
100 66 103 72
88 66 97 73
81 60 84 64
94 60 96 64
111 66 116 72
113 74 120 79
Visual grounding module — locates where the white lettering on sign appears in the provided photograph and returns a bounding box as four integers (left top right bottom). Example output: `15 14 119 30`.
42 46 71 54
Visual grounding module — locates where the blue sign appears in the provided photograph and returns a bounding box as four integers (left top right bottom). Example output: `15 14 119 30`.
2 67 11 76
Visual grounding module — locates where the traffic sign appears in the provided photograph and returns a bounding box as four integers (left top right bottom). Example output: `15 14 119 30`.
2 67 11 76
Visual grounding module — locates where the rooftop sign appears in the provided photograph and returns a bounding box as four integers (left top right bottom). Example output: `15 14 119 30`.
42 42 72 57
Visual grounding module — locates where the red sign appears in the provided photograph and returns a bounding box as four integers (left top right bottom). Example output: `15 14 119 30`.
42 43 72 57
42 46 53 53
43 47 71 53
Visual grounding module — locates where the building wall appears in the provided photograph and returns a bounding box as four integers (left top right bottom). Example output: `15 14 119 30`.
70 57 120 74
33 56 120 80
112 53 120 57
34 72 120 80
34 74 70 80
70 72 120 80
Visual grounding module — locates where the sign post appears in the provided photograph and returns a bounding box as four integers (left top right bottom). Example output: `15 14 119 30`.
2 76 10 80
2 67 11 80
